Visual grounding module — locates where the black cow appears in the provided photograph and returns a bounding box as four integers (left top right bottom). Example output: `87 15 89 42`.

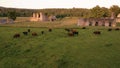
41 31 44 34
71 29 79 35
73 31 79 35
23 32 28 35
48 28 52 32
108 28 112 31
82 27 86 29
93 31 101 35
28 29 30 32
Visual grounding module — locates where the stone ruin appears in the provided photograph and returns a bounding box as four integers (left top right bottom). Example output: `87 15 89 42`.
0 18 13 24
78 18 116 27
77 13 117 27
30 12 48 21
116 13 120 23
30 12 56 22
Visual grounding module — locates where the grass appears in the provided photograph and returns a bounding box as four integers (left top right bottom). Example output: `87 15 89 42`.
0 17 78 28
0 26 120 68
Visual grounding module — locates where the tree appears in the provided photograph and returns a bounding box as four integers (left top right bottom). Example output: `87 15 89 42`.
90 5 104 18
101 7 110 17
7 11 17 20
110 5 120 17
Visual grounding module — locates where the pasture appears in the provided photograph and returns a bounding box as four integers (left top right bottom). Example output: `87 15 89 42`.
0 26 120 68
0 17 78 28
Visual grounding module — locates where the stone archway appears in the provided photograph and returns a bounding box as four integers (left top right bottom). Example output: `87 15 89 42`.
95 22 98 26
38 14 40 18
89 22 92 26
102 22 105 26
109 22 112 27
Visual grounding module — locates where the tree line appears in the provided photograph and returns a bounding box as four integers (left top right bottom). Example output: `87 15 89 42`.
0 5 120 20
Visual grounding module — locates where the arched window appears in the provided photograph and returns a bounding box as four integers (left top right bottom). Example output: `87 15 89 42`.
38 14 40 18
95 22 98 26
109 22 112 27
89 22 92 26
102 22 105 26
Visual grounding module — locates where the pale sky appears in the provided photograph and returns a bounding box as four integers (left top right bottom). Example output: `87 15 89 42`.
0 0 120 9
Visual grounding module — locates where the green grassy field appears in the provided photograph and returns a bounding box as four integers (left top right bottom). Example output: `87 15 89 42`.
0 26 120 68
0 17 78 28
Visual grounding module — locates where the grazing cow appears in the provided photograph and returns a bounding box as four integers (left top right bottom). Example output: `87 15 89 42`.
68 31 74 36
108 28 112 31
73 31 79 35
32 32 38 36
93 31 101 35
115 28 120 31
23 32 28 35
65 29 78 36
71 29 79 35
48 28 52 32
82 27 86 29
28 29 30 32
13 33 20 38
41 31 44 34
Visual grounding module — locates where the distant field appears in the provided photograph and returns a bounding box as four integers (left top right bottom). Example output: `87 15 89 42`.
0 17 78 28
0 26 120 68
15 17 30 22
0 17 30 22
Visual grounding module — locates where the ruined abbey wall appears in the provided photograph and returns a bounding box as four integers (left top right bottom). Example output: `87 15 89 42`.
30 12 48 22
78 18 116 27
30 12 56 22
77 13 117 27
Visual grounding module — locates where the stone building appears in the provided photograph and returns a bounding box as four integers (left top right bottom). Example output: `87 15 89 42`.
30 12 48 22
77 13 116 27
30 12 56 22
116 13 120 23
78 18 116 27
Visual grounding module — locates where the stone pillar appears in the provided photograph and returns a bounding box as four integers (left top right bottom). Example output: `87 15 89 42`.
112 20 116 27
105 21 109 27
111 12 115 19
85 20 89 26
91 21 95 26
77 20 80 26
36 13 39 18
33 13 36 18
40 12 42 21
36 13 40 21
40 12 45 21
78 19 85 26
98 21 103 26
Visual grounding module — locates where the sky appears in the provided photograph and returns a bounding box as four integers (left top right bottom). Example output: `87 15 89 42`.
0 0 120 9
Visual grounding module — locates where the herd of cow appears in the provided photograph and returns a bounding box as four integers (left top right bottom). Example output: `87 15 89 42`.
13 28 52 38
13 27 120 38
